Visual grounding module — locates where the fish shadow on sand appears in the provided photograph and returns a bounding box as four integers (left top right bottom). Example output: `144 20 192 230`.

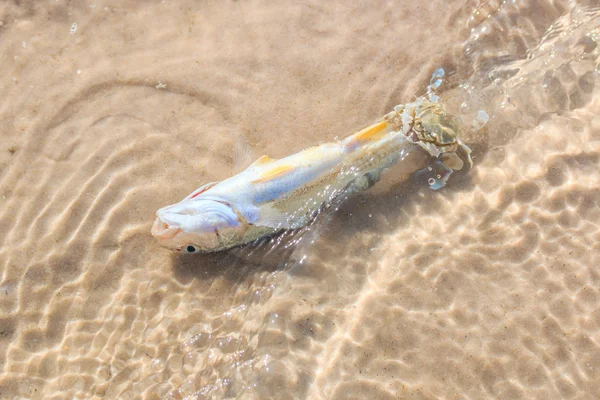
305 142 481 245
314 158 476 245
171 145 483 283
171 230 305 283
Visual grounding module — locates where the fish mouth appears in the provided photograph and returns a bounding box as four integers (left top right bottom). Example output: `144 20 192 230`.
151 197 246 252
151 218 182 241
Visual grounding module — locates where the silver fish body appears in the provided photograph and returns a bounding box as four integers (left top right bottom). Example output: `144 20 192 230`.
152 100 472 253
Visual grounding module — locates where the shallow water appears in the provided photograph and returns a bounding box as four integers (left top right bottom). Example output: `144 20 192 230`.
1 0 599 399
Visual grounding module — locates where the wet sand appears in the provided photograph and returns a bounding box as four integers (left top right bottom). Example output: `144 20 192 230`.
0 0 599 399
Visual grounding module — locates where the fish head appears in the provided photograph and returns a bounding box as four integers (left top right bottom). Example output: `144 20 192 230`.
151 195 246 253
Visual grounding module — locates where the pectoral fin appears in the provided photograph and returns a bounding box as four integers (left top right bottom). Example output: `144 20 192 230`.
258 204 307 229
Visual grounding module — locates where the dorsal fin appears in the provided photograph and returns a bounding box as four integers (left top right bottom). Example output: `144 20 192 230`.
233 135 255 173
249 155 276 167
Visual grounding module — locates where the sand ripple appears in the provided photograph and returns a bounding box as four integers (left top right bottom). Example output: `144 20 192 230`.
0 0 599 399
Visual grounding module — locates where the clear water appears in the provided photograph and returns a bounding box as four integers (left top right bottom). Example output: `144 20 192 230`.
0 1 599 399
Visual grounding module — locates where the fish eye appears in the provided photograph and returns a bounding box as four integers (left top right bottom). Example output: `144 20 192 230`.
182 245 200 254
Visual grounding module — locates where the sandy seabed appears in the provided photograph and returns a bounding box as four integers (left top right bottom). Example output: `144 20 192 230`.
0 0 599 399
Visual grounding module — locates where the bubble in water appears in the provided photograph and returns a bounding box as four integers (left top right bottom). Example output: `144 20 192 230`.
69 23 78 35
428 178 436 186
427 68 445 101
430 68 445 82
472 110 489 130
151 358 166 371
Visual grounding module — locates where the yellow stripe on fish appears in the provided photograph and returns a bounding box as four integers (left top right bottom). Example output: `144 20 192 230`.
253 164 296 183
345 120 389 149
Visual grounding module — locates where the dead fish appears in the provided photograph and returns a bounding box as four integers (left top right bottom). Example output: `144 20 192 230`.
151 98 472 253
